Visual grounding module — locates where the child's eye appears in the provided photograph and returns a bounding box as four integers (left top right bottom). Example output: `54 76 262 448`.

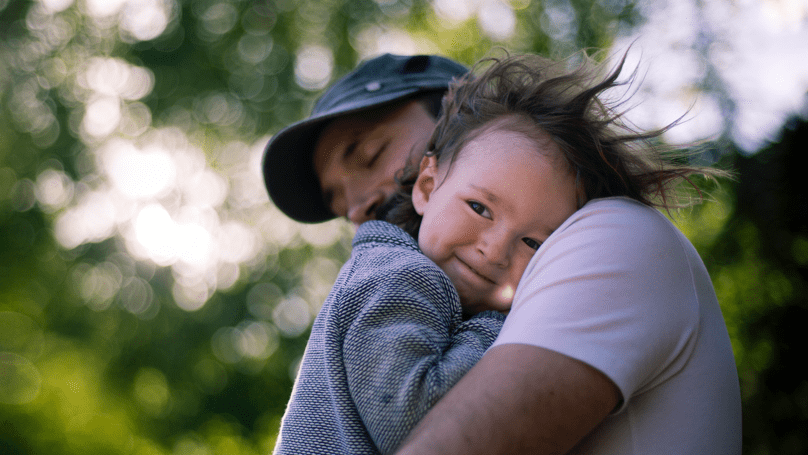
467 201 490 218
522 238 542 250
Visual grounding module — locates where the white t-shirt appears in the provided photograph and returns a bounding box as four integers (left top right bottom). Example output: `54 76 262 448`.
494 197 742 454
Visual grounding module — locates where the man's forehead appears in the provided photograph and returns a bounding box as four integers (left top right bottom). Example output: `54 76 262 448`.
312 102 405 172
319 97 416 137
313 119 363 174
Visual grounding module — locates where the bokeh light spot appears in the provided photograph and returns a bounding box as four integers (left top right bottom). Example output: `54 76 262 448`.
294 45 333 91
246 282 283 320
82 97 122 138
83 0 126 18
201 2 239 35
53 189 119 249
182 169 227 208
40 0 75 14
11 178 37 212
0 352 42 404
0 312 44 359
478 0 515 41
211 327 242 364
133 367 171 416
133 203 178 265
172 280 210 311
299 220 348 248
238 34 273 64
433 0 476 24
237 320 278 360
272 296 311 337
541 2 577 41
35 168 74 212
77 261 123 311
81 57 155 100
120 0 171 42
118 276 156 316
175 221 214 268
103 140 177 200
218 221 257 264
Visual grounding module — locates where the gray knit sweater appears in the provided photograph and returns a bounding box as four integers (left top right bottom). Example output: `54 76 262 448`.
273 221 504 454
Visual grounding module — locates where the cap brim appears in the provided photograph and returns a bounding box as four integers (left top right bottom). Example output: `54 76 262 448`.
262 87 428 223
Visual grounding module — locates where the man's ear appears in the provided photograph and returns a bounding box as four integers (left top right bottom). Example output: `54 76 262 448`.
412 155 439 216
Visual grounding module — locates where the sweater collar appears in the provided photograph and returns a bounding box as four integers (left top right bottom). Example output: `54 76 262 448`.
353 220 421 253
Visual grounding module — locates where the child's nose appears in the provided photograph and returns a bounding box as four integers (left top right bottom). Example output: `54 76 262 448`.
478 233 510 268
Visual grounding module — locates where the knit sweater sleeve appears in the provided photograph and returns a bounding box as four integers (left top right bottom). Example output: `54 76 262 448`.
340 252 504 454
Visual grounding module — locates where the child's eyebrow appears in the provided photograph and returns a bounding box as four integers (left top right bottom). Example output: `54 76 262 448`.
469 184 501 204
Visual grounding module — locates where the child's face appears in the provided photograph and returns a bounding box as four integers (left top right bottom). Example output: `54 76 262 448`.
413 125 579 314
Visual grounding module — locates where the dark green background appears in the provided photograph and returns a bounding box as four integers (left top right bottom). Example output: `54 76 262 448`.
1 1 806 453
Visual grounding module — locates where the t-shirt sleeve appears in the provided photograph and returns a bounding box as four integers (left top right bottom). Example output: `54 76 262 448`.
493 198 700 409
341 255 504 454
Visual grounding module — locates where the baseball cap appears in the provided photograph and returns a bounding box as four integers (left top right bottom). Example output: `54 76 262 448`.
262 53 468 223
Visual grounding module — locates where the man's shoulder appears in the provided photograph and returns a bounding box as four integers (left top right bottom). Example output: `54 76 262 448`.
538 196 696 276
575 196 664 222
561 197 681 243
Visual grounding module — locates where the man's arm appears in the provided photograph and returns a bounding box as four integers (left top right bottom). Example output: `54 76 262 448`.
394 343 620 455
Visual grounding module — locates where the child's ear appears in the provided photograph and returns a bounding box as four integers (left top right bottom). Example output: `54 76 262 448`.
412 155 438 216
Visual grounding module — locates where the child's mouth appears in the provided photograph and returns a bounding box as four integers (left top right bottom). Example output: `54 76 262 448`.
456 256 496 285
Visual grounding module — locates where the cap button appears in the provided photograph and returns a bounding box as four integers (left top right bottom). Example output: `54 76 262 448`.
365 81 382 92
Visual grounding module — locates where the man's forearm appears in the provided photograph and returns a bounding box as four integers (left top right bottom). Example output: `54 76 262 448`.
394 343 619 455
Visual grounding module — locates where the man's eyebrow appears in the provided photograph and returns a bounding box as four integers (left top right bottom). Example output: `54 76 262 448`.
342 125 365 160
343 140 358 160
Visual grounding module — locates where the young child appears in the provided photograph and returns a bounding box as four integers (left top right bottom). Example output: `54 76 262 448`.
273 52 723 455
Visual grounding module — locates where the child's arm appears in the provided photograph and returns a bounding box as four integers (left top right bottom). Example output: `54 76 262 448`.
341 263 504 454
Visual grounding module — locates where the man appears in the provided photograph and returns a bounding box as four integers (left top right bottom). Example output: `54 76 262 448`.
263 53 461 226
262 53 742 454
263 53 620 454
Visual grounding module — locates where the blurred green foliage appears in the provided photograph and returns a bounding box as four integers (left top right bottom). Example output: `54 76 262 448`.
0 0 806 454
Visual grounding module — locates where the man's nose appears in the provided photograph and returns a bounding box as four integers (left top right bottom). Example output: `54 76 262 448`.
346 190 386 225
